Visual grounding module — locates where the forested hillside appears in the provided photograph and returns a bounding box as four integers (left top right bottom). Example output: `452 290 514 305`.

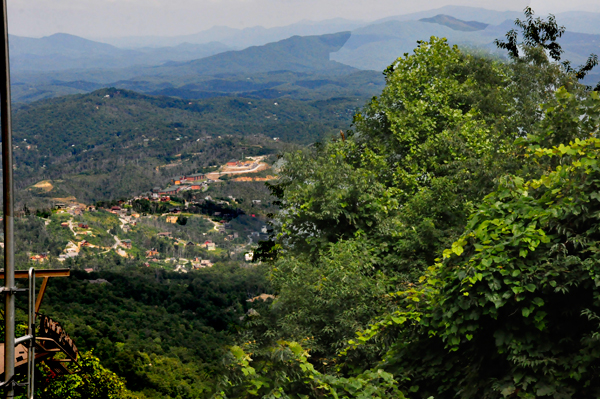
11 88 363 206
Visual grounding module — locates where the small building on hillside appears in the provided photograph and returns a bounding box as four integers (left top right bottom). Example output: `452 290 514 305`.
192 259 213 269
121 239 132 249
146 249 160 258
173 176 186 185
158 186 180 196
157 232 172 237
203 241 216 251
30 254 47 263
186 173 206 181
166 216 178 224
58 253 78 261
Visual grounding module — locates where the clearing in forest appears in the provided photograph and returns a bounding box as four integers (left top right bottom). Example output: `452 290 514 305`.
31 180 54 192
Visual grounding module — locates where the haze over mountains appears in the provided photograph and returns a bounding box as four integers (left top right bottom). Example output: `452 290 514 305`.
8 5 600 103
10 34 231 71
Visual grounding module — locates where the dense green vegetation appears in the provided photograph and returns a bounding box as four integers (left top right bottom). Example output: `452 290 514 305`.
40 264 270 398
214 10 600 399
4 206 270 398
12 89 360 207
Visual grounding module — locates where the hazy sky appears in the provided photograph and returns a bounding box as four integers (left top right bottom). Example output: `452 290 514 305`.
6 0 599 39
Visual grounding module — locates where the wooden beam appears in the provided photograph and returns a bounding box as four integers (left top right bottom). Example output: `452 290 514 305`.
0 269 70 280
35 277 49 314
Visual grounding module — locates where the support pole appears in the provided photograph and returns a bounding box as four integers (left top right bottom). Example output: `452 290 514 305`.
27 268 35 399
0 0 14 395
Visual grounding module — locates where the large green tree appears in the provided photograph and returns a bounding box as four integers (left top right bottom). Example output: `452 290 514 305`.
235 9 600 399
358 90 600 398
252 34 589 368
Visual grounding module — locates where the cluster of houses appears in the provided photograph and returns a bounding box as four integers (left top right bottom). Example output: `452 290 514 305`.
25 168 266 269
147 250 214 273
149 172 209 198
153 232 218 250
58 241 81 261
225 160 257 169
30 253 48 263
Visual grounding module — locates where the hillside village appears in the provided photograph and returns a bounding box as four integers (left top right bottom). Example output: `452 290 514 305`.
135 156 271 196
19 156 275 273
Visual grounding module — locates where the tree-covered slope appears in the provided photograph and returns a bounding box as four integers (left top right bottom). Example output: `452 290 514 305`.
11 87 363 205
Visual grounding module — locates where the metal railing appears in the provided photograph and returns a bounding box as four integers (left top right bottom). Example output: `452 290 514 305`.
27 268 35 399
0 268 36 397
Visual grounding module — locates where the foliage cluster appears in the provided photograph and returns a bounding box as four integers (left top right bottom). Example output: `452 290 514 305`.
235 11 600 399
34 264 271 398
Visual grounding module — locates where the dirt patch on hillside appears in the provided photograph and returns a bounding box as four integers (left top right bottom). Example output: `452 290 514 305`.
156 162 182 171
205 172 221 180
232 175 277 182
52 196 79 204
31 180 54 192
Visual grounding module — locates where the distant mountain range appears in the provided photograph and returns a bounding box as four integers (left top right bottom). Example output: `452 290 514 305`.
11 32 386 104
419 15 489 31
8 6 600 102
96 19 367 49
93 6 600 50
331 16 600 72
155 32 354 76
10 33 231 71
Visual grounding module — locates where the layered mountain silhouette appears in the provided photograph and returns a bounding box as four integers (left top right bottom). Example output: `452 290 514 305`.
9 6 600 102
155 32 354 76
10 33 230 71
420 15 488 31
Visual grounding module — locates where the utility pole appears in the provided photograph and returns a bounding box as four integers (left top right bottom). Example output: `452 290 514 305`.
0 0 15 395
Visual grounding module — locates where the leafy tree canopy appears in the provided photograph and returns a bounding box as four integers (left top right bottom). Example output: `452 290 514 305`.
240 10 600 399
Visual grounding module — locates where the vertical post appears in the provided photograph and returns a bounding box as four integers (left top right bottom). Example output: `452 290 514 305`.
27 268 35 399
0 0 13 395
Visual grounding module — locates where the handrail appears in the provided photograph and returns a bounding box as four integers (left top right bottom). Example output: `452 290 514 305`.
0 269 70 280
14 335 33 346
